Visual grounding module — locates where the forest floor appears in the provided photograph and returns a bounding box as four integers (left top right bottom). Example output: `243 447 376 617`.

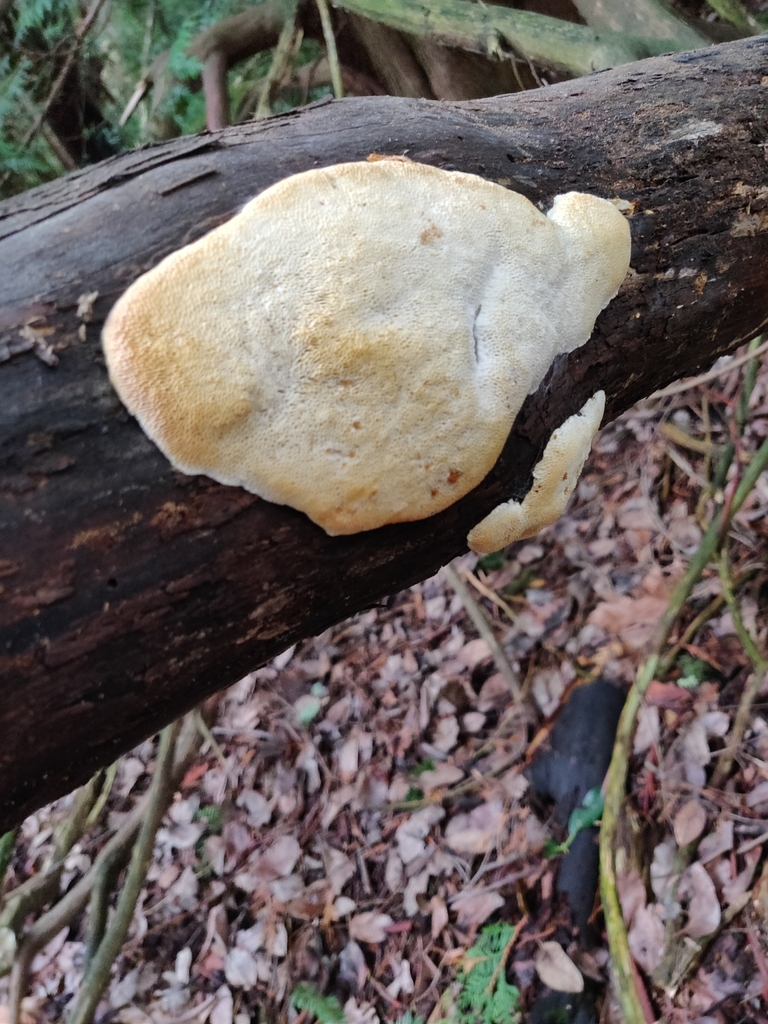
3 348 768 1024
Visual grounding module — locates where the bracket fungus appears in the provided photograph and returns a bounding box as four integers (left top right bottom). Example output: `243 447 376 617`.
467 391 606 554
103 159 630 550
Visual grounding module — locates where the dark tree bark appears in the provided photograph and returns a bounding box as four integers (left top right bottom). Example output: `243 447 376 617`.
2 37 768 831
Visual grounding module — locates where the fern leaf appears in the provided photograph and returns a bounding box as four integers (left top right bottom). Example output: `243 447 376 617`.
456 922 521 1024
0 57 31 129
290 983 345 1024
14 0 71 46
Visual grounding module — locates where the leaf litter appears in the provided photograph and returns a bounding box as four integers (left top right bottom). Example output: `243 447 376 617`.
2 348 768 1022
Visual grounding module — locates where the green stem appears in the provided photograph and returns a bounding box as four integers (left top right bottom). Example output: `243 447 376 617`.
599 655 659 1024
736 336 762 434
256 6 299 118
315 0 344 98
658 565 759 678
712 550 768 787
67 724 179 1024
0 773 103 942
600 376 768 1017
84 845 123 969
718 550 767 673
0 830 17 895
86 762 118 827
652 431 768 655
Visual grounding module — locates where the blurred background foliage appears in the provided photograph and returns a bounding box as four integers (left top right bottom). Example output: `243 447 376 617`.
1 0 766 199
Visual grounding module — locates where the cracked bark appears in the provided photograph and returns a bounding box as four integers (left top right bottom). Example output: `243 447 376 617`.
1 37 768 830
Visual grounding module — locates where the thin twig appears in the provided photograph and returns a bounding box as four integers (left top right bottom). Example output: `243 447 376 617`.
19 92 76 171
256 11 299 118
657 593 725 678
464 569 518 623
84 840 124 969
667 893 751 997
660 421 722 456
53 772 103 863
315 0 344 98
737 337 763 435
382 753 521 813
449 866 533 903
650 337 768 399
194 709 233 783
443 564 522 701
651 431 768 655
663 444 710 490
485 914 528 995
119 77 149 126
141 0 156 67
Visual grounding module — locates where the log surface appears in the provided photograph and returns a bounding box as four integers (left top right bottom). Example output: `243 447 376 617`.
2 37 768 830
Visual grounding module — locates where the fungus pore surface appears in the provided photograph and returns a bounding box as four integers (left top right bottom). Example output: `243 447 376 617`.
103 160 630 538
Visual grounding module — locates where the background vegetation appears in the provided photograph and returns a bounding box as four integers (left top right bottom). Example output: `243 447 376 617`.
2 0 766 199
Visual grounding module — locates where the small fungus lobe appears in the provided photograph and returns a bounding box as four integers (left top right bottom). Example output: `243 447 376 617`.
467 392 606 553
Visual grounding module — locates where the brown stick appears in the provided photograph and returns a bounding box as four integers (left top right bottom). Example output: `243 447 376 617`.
202 49 231 130
1 38 768 831
187 0 293 63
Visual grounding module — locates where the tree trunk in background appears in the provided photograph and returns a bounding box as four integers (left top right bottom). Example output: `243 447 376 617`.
1 37 768 830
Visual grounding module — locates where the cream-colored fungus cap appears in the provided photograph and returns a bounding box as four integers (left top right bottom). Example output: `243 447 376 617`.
467 391 606 554
103 161 630 536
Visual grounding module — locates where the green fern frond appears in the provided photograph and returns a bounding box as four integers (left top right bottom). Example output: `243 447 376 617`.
0 140 50 175
290 983 345 1024
456 923 521 1024
166 0 246 81
166 14 206 82
0 56 31 129
13 0 73 46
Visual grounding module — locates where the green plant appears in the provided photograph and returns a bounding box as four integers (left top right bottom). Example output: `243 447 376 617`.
13 0 72 46
290 983 345 1023
194 804 224 833
545 787 604 858
456 922 521 1024
675 652 712 689
476 550 506 572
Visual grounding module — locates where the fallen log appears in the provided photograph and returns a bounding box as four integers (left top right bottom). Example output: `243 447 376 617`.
1 36 768 830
